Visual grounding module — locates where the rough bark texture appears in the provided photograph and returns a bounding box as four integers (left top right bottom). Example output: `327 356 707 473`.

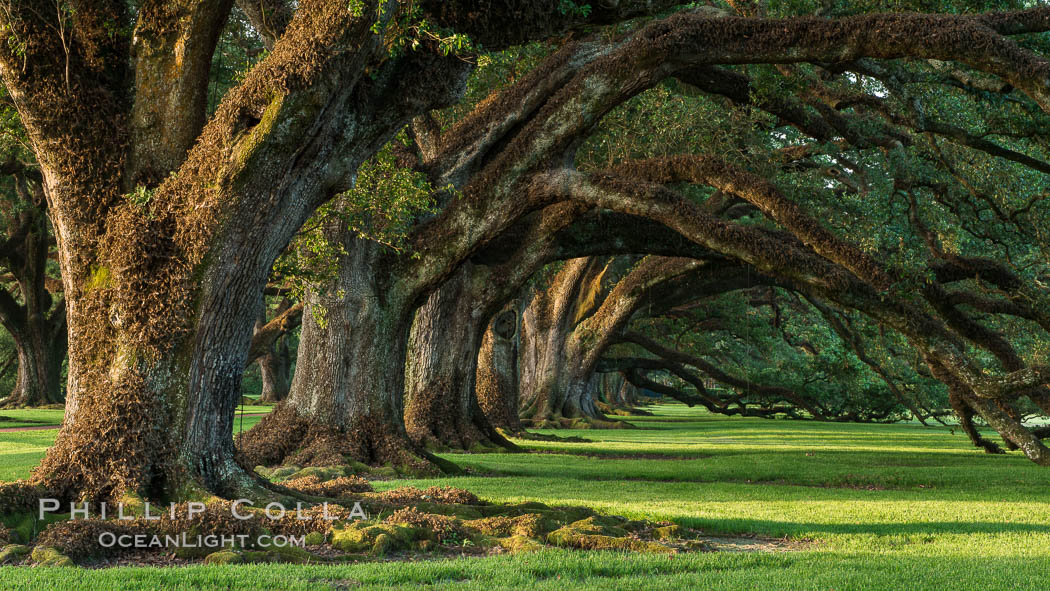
518 256 705 427
542 159 1050 461
477 303 522 432
252 301 295 404
2 0 475 501
237 235 444 472
5 0 1050 505
404 262 513 451
519 259 609 425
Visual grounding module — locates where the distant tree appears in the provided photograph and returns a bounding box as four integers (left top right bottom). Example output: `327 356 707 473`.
0 92 64 408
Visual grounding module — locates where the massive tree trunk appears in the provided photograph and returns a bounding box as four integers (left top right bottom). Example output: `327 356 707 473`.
252 300 295 404
519 256 706 427
519 259 609 425
476 303 522 432
2 0 478 501
404 262 513 451
3 311 66 408
237 236 449 472
257 335 292 404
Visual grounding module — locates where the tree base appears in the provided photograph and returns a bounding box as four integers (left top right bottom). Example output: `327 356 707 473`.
409 415 520 454
236 406 457 477
595 401 654 417
519 415 636 430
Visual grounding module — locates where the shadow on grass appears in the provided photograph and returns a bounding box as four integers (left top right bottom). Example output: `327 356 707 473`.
678 515 1050 537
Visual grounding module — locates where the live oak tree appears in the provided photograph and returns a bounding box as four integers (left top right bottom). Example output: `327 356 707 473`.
0 0 685 502
476 301 523 433
247 296 300 403
415 2 1050 453
0 159 66 408
517 255 735 426
6 0 1050 508
401 207 715 449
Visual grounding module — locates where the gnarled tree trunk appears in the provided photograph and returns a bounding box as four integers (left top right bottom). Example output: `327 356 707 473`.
4 0 476 502
0 174 66 408
477 303 522 432
257 335 292 404
518 258 609 425
3 312 66 408
519 256 706 427
237 236 448 473
404 262 512 451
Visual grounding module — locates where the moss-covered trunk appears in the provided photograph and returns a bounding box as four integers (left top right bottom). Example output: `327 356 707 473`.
0 190 66 408
253 305 293 404
518 259 609 424
257 337 291 404
404 263 513 451
36 241 276 501
237 235 446 473
477 304 522 432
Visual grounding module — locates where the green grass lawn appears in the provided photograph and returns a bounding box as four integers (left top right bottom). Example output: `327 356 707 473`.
0 406 272 430
3 403 1050 589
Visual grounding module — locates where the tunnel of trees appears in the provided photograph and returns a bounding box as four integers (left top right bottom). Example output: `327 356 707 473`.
1 0 1050 563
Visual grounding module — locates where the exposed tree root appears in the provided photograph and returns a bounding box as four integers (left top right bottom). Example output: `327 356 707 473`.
497 429 594 443
519 415 636 430
236 406 458 477
407 409 519 454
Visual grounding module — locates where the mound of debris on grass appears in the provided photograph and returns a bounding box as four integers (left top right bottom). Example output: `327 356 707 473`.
0 469 803 568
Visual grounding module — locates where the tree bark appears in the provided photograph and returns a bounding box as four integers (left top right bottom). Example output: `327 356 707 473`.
237 234 457 473
404 262 513 451
519 256 706 426
476 303 522 432
1 1 477 501
253 302 293 404
3 311 66 408
518 259 608 425
257 336 291 404
248 298 298 404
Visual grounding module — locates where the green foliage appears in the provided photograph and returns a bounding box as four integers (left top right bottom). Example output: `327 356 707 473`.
557 1 592 18
124 185 155 209
339 142 441 251
386 6 475 57
628 287 947 421
207 8 269 116
347 0 366 18
270 137 443 325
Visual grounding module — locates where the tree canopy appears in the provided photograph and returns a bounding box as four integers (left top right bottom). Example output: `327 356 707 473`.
0 0 1049 514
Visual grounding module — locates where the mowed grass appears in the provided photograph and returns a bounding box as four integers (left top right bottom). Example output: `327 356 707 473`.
0 414 269 482
0 405 272 430
3 403 1050 589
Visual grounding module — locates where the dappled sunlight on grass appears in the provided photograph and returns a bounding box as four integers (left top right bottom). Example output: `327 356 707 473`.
4 402 1050 588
